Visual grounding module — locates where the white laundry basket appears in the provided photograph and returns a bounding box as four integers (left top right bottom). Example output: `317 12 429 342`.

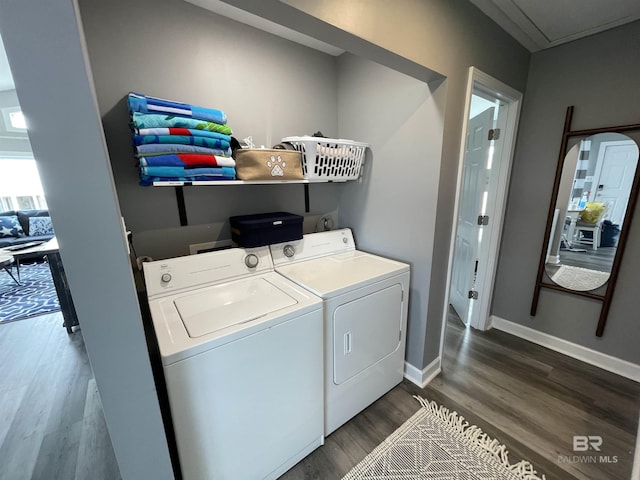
281 136 368 182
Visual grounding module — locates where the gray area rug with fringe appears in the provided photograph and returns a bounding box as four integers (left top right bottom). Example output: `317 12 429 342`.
343 397 545 480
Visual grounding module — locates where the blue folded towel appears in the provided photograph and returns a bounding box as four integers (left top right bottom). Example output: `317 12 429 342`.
131 112 232 135
139 155 236 168
139 174 236 186
140 166 236 178
136 128 231 143
133 134 230 150
128 92 227 125
135 144 232 157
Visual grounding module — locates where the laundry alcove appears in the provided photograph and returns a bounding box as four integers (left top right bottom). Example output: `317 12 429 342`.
78 0 447 382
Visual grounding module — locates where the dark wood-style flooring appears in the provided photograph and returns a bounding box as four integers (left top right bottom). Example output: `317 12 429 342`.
1 312 638 479
557 244 617 272
283 315 640 480
0 313 120 480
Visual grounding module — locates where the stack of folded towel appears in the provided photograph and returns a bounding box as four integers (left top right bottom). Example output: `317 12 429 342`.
128 92 236 185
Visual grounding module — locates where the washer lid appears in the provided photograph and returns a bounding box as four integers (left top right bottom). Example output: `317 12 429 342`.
276 251 409 298
174 277 297 337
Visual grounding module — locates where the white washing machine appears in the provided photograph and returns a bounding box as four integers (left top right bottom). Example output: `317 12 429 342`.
270 229 410 435
144 247 324 480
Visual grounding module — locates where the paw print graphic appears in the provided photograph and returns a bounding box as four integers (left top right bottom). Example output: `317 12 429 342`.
267 155 286 177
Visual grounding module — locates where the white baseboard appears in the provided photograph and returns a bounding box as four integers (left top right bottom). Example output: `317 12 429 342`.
633 419 640 480
490 315 640 382
404 357 441 388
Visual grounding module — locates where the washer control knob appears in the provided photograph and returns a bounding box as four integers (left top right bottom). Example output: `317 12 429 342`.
343 237 348 244
245 254 259 268
283 245 296 258
161 273 172 283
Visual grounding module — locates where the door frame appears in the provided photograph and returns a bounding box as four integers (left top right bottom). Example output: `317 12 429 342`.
440 67 522 341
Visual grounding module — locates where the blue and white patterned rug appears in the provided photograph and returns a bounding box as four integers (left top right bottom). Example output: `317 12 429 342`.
0 261 60 323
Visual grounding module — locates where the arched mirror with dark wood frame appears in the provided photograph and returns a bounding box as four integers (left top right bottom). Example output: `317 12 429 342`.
531 106 640 336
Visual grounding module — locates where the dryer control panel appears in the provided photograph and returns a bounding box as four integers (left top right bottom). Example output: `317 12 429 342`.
271 228 355 265
144 246 273 297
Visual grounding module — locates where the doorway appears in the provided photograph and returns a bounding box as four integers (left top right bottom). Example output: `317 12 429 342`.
444 68 522 330
591 139 638 225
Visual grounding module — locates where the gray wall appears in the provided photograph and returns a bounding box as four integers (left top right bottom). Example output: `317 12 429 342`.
336 53 445 370
78 0 342 259
0 1 174 478
493 20 640 364
263 0 531 368
0 89 31 156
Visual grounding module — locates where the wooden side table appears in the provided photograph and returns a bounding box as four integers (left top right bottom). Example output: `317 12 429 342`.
1 239 79 333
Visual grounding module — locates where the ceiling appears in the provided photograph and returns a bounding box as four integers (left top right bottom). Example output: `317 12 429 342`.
190 0 640 54
470 0 640 52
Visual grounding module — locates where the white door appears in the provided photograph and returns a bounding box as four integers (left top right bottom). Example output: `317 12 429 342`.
592 141 638 225
450 106 494 324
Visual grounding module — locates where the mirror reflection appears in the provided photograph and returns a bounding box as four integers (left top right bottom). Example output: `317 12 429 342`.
545 133 639 291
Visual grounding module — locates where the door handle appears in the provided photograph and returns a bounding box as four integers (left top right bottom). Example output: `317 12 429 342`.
344 331 352 355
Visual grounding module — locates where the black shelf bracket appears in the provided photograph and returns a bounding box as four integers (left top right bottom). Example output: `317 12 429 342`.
175 186 188 226
173 182 310 225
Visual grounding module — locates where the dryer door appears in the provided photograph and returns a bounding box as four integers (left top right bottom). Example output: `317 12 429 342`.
333 283 403 384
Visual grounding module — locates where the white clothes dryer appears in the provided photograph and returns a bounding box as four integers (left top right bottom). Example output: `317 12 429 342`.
144 247 323 480
270 229 410 435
